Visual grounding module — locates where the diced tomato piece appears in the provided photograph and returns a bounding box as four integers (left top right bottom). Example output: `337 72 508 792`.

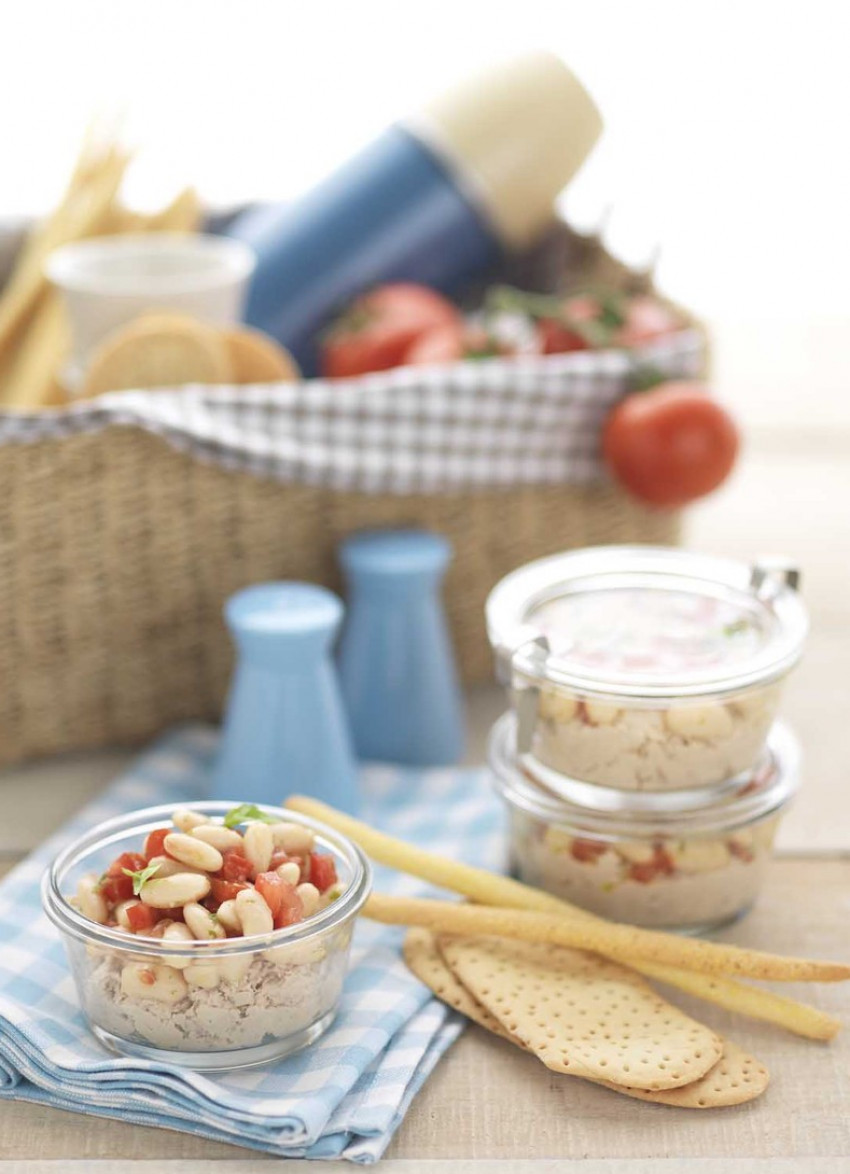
110 852 147 875
210 878 250 906
309 853 337 893
728 839 755 863
570 838 608 864
143 827 172 861
628 847 675 884
220 851 253 882
255 871 285 917
269 850 300 874
273 885 304 929
99 873 135 904
126 903 160 933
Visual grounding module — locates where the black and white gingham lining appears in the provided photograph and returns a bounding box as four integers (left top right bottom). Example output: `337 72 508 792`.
0 330 705 493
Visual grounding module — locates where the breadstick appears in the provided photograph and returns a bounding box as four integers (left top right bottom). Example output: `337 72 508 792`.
363 893 850 983
0 144 129 351
1 291 69 409
286 795 842 1039
146 186 201 233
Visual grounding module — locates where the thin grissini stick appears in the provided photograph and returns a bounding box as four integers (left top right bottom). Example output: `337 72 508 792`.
147 186 202 233
363 894 850 984
1 292 69 409
286 795 842 1039
0 144 130 350
633 960 839 1042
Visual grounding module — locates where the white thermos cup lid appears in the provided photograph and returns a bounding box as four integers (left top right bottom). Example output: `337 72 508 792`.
407 51 603 249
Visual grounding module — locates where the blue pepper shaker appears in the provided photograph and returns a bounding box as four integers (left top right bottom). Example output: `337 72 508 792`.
226 53 602 373
337 530 465 766
211 582 359 813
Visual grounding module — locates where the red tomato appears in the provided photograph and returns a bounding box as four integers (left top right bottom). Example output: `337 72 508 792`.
614 296 681 347
99 873 135 904
405 323 506 366
536 294 600 353
273 886 305 929
603 383 739 508
321 284 461 378
99 851 148 904
309 853 338 893
143 828 171 861
569 839 608 864
537 318 589 354
255 871 286 918
210 878 250 906
220 851 253 882
126 903 160 933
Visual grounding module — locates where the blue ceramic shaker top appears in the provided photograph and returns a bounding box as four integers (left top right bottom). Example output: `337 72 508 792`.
338 530 465 766
211 582 360 813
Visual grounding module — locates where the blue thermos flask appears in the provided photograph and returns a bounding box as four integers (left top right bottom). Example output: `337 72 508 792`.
337 530 465 767
226 52 602 373
211 582 360 813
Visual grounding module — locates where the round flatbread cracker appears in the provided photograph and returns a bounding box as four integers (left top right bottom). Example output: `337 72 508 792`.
224 327 300 383
82 312 232 397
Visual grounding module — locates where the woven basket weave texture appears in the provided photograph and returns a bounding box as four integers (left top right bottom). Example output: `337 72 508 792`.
0 427 679 766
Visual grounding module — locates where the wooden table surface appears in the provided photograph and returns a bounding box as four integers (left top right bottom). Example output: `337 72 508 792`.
2 407 850 1169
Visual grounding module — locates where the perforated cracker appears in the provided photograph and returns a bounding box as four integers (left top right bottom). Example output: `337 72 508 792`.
407 930 767 1108
611 1042 769 1107
403 928 522 1045
439 935 723 1091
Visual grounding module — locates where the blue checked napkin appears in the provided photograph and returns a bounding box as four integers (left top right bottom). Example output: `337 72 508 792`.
0 726 506 1162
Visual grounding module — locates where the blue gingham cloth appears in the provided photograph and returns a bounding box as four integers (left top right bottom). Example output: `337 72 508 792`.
0 726 505 1161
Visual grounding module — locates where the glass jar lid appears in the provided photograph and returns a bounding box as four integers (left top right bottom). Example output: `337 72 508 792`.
486 546 808 700
489 712 799 840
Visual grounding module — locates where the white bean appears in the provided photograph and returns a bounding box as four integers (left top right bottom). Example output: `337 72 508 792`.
161 921 196 968
235 887 273 936
163 832 223 873
269 821 315 855
146 918 175 939
243 822 273 876
584 701 621 726
172 808 211 833
276 861 301 886
190 824 244 852
121 962 187 1004
139 872 210 909
263 940 326 967
77 874 108 924
184 901 226 941
539 690 579 724
295 882 320 918
146 854 206 879
665 703 734 741
215 899 242 935
616 842 657 865
114 898 141 930
185 962 220 989
218 954 253 984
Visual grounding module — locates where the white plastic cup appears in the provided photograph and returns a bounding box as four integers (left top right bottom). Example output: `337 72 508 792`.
47 232 256 393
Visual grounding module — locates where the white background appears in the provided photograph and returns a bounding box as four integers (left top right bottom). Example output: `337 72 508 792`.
2 0 850 425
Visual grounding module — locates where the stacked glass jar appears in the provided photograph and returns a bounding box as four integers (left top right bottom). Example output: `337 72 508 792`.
485 546 808 934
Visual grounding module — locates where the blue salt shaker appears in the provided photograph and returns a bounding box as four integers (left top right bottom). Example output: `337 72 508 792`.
337 530 465 766
226 53 602 373
211 582 359 813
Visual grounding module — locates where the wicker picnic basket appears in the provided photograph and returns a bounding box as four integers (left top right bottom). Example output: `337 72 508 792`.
0 222 706 766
